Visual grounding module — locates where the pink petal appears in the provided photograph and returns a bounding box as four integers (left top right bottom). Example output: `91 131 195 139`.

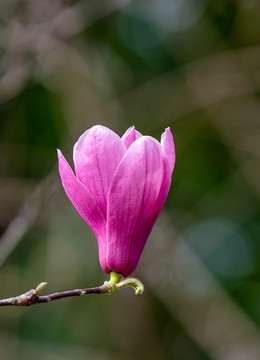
121 126 143 149
73 125 126 218
106 136 172 276
161 127 175 174
58 149 109 273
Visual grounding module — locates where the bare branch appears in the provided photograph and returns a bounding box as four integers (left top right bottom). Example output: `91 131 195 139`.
0 275 144 307
0 282 109 307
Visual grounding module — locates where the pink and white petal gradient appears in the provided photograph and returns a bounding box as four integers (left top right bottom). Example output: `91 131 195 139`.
58 150 109 272
73 126 126 218
161 127 175 174
58 125 175 277
121 126 142 149
106 136 172 276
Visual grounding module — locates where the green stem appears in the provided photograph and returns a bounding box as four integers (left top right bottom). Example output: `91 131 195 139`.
110 271 122 284
103 271 123 293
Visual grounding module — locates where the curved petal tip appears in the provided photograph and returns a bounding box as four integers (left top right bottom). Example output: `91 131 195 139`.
161 127 175 174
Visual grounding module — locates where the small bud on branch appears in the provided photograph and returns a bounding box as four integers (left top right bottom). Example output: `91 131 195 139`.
0 272 144 307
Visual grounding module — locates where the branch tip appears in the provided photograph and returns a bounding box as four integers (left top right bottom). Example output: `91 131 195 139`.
116 277 144 295
35 282 48 294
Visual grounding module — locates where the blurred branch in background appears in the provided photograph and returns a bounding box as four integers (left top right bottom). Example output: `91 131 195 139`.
142 213 260 360
0 170 58 268
0 0 126 103
113 46 260 132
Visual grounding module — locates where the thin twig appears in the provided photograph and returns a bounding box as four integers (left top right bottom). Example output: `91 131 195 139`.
0 275 144 307
0 282 109 307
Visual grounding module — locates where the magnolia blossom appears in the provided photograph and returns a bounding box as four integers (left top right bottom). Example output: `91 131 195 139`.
58 125 175 277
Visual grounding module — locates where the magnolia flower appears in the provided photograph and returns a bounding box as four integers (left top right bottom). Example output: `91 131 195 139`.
58 125 175 277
